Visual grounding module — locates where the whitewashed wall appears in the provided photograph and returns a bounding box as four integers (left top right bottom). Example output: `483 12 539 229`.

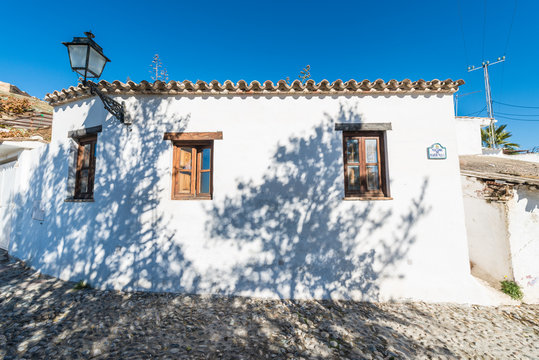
0 161 17 250
455 117 487 155
507 186 539 303
9 93 495 303
461 176 513 280
462 175 539 303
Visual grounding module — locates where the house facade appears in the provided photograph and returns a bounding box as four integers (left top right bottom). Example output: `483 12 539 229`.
6 78 498 303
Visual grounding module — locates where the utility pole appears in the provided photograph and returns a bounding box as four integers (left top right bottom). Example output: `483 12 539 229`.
468 56 505 148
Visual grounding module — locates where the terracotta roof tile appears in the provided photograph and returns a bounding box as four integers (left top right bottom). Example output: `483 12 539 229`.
45 78 465 106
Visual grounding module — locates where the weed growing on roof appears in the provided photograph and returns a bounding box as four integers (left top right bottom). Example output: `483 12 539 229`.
501 279 523 300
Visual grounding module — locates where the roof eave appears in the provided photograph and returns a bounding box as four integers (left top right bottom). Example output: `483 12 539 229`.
46 78 465 106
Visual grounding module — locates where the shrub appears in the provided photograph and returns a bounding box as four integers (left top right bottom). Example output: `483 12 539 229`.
73 280 92 290
0 128 28 138
0 97 33 114
500 280 523 300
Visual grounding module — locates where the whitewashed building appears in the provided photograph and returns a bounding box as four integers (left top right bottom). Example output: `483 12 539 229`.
454 116 491 155
0 136 47 252
4 78 502 303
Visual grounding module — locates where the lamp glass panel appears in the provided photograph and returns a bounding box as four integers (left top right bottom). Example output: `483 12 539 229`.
88 47 107 77
68 44 88 69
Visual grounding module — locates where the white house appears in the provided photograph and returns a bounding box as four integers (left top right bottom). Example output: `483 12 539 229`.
0 135 48 252
4 78 502 304
454 116 492 155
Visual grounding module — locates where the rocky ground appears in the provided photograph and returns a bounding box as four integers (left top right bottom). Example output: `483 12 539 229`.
1 256 538 359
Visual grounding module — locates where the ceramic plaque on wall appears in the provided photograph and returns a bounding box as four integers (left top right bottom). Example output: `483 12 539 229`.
427 143 447 159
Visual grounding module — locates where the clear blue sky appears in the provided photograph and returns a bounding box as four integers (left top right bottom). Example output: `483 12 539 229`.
1 0 538 149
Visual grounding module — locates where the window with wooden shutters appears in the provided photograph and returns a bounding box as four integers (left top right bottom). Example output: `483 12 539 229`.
343 131 389 199
164 131 222 200
74 135 97 199
172 141 213 200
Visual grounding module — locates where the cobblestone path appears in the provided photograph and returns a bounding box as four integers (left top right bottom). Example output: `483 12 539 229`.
1 258 538 359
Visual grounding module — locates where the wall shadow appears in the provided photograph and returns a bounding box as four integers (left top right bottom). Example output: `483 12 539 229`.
0 99 459 359
10 97 197 292
204 104 430 301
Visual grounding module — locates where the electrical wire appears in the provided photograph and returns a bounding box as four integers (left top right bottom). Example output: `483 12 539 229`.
482 0 487 61
493 100 539 109
494 111 539 117
457 0 470 66
494 114 539 122
462 106 487 117
500 0 517 103
504 0 518 55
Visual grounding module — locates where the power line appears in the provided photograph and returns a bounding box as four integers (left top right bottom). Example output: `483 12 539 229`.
500 1 518 105
494 114 539 122
482 0 487 60
454 90 482 115
504 0 518 55
498 1 518 105
457 0 470 66
494 111 539 117
493 100 539 109
462 105 487 117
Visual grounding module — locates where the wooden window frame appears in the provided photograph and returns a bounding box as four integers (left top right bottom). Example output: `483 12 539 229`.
342 131 390 200
74 135 97 200
171 140 214 200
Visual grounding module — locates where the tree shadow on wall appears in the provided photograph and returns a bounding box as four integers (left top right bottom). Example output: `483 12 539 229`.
10 97 198 292
206 104 431 301
2 99 457 359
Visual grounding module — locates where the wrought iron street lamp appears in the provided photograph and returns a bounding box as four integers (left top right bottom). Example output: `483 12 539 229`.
63 32 129 125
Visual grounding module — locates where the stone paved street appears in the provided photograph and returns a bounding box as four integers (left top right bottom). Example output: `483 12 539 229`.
1 257 538 359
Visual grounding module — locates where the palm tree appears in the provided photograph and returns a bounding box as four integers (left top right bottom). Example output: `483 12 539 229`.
481 124 519 150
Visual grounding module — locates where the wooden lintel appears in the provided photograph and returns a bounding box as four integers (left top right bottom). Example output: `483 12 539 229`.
335 123 392 131
163 131 223 141
68 125 102 138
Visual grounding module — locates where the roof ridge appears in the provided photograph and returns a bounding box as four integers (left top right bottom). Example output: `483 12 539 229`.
46 78 465 105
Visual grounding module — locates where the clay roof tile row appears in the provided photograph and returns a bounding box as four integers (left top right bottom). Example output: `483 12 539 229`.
45 78 464 105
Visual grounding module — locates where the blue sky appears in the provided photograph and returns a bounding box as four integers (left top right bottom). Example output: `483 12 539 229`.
1 0 538 149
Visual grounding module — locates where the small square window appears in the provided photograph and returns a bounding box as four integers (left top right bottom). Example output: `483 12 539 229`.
342 131 389 199
172 141 213 200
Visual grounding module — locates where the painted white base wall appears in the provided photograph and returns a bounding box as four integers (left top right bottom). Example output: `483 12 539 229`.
455 118 485 155
462 176 539 303
507 187 539 303
7 94 500 304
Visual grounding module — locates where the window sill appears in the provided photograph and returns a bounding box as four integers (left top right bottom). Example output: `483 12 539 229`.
65 198 94 202
171 195 213 201
343 196 393 201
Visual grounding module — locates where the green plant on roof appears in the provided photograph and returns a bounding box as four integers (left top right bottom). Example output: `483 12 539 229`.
298 65 311 84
